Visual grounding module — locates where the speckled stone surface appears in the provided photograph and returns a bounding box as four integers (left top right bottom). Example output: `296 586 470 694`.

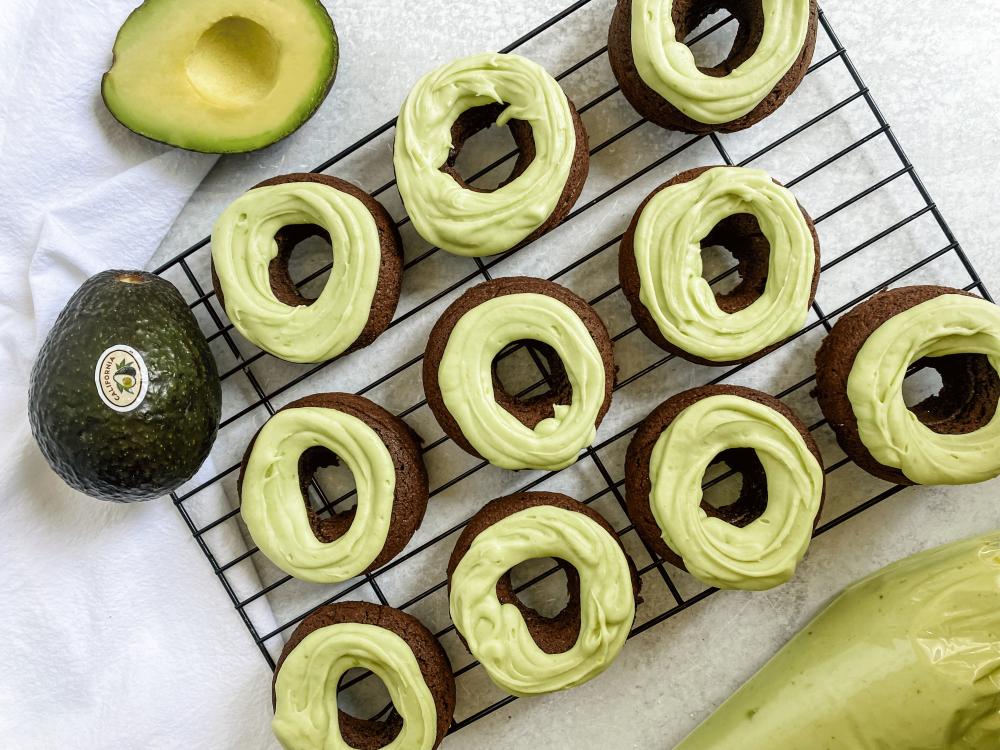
149 2 1000 747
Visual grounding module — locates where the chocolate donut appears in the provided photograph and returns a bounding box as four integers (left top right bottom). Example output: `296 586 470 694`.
608 0 819 133
447 492 640 696
394 52 589 257
423 277 615 471
625 385 825 590
212 173 402 363
272 601 455 750
619 166 820 365
238 393 428 584
816 286 1000 486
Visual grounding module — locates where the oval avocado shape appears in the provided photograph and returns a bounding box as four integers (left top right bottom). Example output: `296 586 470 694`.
28 270 222 502
101 0 338 153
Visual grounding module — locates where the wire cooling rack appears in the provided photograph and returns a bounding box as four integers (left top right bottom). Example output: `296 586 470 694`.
154 0 991 736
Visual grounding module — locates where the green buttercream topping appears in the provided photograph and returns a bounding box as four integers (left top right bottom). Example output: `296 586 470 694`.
393 52 576 257
438 292 605 470
273 622 439 750
633 166 815 362
241 406 396 584
649 394 824 590
212 181 382 363
847 294 1000 485
676 532 1000 749
449 504 635 697
630 0 811 125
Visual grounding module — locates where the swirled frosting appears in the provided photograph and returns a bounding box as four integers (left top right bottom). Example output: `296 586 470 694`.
212 181 382 363
648 394 824 590
631 167 815 362
241 406 396 583
393 52 577 257
273 622 439 750
438 292 606 470
449 504 635 696
847 294 1000 485
676 532 1000 749
630 0 812 125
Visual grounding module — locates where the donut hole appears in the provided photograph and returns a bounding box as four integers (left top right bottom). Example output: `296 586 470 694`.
336 668 402 749
673 1 765 76
700 213 771 313
904 354 1000 435
700 448 768 527
297 446 359 542
491 340 573 428
268 224 333 306
442 104 536 193
497 557 582 654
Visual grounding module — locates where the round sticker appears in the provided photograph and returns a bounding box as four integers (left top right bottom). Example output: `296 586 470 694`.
94 345 149 413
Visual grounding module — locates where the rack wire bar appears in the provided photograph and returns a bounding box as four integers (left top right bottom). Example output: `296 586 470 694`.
156 0 990 734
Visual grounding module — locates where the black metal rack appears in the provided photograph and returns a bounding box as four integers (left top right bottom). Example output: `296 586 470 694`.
154 0 990 738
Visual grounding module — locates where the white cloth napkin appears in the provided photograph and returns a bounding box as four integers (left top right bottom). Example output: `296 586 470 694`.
0 3 278 747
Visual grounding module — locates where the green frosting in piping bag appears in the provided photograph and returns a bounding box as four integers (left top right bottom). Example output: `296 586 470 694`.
675 531 1000 749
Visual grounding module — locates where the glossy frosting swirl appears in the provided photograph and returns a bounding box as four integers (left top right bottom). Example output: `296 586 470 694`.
630 0 812 125
212 181 382 363
272 622 438 750
648 394 824 590
241 406 396 584
449 504 635 696
393 52 577 257
632 167 815 362
847 294 1000 485
438 292 606 471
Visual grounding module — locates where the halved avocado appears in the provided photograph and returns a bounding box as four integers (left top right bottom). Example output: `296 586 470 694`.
102 0 338 153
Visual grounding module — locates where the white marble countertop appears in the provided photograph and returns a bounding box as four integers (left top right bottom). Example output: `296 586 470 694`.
153 2 1000 747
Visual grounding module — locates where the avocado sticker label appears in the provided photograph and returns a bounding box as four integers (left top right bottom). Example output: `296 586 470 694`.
94 345 149 413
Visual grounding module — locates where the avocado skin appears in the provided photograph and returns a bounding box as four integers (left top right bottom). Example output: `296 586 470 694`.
28 270 221 502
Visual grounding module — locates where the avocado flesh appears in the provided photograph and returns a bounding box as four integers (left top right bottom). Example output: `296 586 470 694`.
102 0 338 153
28 271 222 502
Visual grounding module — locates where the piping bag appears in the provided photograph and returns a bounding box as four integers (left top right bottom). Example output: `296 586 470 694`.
675 532 1000 749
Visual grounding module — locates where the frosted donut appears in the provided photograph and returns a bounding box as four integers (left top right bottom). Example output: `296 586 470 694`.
447 492 639 696
212 173 401 364
393 52 588 257
625 385 825 590
620 166 819 365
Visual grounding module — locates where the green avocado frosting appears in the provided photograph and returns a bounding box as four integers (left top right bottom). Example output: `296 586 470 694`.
630 0 812 125
632 166 816 363
212 181 383 363
394 52 577 257
273 621 439 750
649 394 824 590
449 504 635 697
240 406 396 584
675 531 1000 749
437 292 606 471
847 293 1000 485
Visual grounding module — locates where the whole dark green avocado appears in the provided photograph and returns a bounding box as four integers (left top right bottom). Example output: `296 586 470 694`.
28 270 221 502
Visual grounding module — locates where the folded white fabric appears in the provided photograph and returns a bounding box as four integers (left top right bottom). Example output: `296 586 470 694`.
0 2 278 747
